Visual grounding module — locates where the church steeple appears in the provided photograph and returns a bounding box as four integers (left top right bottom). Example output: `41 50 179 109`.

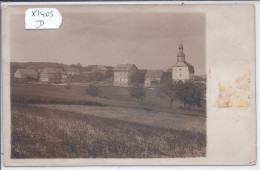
177 42 185 62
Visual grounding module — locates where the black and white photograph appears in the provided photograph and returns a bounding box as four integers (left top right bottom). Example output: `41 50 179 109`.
2 3 256 166
9 5 206 159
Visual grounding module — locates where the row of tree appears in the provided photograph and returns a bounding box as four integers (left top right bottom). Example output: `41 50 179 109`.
82 68 203 110
129 70 203 110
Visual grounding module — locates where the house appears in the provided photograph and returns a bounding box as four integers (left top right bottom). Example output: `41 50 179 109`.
172 43 195 81
92 65 107 75
14 69 38 80
39 68 63 82
113 64 138 87
144 70 164 87
64 67 80 76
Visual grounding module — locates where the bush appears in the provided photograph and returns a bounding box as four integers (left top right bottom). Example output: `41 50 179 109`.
175 80 202 109
129 84 146 103
157 80 176 108
130 70 146 85
86 84 100 96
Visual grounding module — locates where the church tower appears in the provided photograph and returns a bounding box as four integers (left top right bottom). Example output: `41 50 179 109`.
172 42 195 81
177 43 185 62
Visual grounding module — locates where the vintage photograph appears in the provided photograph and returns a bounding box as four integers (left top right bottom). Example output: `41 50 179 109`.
9 7 207 159
2 2 257 166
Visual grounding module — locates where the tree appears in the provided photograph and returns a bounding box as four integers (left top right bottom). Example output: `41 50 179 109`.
158 76 202 109
76 63 83 68
130 69 146 85
129 84 146 103
175 80 202 109
157 72 176 108
104 66 114 78
158 79 176 108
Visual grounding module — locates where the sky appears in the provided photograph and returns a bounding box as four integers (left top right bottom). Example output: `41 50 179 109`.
10 6 206 75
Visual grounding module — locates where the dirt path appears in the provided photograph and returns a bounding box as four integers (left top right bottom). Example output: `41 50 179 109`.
33 104 206 134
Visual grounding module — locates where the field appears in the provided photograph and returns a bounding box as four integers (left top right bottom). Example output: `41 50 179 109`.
11 84 206 158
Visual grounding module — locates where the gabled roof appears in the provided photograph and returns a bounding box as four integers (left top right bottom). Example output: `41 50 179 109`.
16 69 37 76
114 64 137 71
40 68 63 74
92 65 107 71
173 61 195 74
145 70 164 81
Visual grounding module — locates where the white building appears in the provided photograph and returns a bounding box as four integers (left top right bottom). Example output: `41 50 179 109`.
172 43 195 81
113 64 138 87
39 68 63 82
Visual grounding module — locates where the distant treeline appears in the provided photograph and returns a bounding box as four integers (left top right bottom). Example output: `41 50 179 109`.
11 62 114 72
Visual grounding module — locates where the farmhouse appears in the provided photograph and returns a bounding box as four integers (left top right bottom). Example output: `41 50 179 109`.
113 64 138 87
64 67 80 75
172 43 195 81
92 65 107 75
14 69 38 80
144 70 164 87
39 68 63 82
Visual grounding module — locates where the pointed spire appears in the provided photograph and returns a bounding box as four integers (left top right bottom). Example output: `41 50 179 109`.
177 42 185 62
179 41 184 52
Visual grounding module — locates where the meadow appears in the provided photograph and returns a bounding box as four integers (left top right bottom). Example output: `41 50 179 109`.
11 84 206 158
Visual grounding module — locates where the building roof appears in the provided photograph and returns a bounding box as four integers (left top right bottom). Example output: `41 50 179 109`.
173 61 195 74
145 70 164 81
16 69 37 76
92 65 107 71
40 68 63 74
114 64 137 71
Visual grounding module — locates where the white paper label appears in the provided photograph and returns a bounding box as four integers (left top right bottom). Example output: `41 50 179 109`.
25 8 62 29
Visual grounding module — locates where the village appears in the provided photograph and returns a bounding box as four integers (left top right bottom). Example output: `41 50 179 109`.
11 43 206 87
7 5 208 160
11 43 207 159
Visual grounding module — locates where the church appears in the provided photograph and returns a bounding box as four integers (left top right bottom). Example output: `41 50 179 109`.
172 43 195 81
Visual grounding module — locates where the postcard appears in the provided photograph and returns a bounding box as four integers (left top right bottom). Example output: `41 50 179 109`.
1 2 256 166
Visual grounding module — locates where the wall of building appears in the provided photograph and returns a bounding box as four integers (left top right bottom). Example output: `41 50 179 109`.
114 71 129 87
172 66 190 81
144 78 151 87
189 73 194 81
39 73 49 82
14 71 22 78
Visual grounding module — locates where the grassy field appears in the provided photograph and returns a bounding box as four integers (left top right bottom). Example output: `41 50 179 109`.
12 103 206 158
11 84 206 158
11 84 206 117
34 104 205 134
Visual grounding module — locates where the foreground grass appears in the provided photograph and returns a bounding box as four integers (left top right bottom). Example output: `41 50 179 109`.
12 103 206 158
